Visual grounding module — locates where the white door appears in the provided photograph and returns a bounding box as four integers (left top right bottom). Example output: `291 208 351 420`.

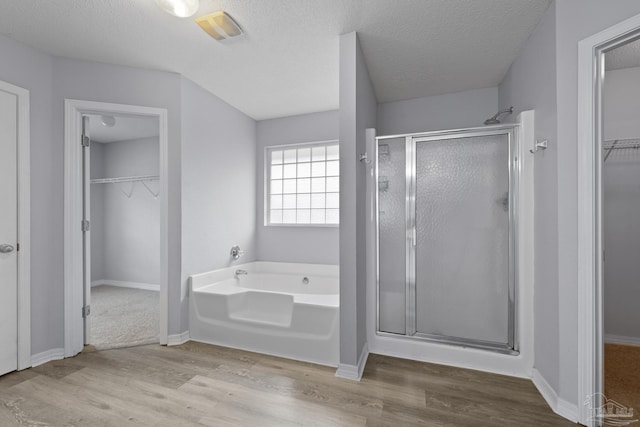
0 88 18 376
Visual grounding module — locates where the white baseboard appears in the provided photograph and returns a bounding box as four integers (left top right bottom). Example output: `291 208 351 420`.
531 368 578 423
605 333 640 346
335 343 369 381
556 399 579 423
94 279 160 292
31 348 65 367
167 331 190 346
531 368 558 411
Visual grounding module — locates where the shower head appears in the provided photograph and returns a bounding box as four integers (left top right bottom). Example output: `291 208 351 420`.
484 106 514 125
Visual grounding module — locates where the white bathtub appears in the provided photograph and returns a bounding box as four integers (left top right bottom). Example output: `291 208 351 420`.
189 262 339 366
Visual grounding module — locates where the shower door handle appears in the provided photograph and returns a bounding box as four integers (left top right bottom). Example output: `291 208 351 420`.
0 244 15 253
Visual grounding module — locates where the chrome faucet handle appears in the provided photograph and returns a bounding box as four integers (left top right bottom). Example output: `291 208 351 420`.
230 245 244 260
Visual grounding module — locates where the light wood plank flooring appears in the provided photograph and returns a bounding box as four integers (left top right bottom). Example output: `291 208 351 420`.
0 342 575 426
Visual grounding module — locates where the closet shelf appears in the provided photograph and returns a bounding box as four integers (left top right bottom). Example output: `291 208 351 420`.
603 138 640 150
90 175 159 184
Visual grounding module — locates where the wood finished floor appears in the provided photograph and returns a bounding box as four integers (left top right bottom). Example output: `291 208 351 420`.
0 342 575 426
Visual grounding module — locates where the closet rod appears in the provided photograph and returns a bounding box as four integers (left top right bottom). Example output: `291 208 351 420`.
90 175 159 184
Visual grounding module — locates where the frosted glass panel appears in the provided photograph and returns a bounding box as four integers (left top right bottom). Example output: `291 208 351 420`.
378 138 406 334
414 135 510 344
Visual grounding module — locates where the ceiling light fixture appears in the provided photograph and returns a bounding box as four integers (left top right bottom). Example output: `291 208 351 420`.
195 11 243 41
100 115 116 127
155 0 199 18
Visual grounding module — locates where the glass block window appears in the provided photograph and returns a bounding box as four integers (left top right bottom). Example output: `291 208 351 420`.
267 141 339 225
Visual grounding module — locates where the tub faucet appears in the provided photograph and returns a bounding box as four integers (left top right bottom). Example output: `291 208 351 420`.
235 269 248 277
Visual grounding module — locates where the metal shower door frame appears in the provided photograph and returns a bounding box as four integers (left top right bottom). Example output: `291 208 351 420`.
376 125 519 355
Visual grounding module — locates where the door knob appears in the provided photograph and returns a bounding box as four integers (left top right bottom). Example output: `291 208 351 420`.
0 244 15 253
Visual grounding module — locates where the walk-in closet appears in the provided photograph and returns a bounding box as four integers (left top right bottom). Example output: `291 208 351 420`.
87 114 161 349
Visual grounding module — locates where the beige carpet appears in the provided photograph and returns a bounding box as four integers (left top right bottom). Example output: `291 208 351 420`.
605 343 640 415
91 285 159 350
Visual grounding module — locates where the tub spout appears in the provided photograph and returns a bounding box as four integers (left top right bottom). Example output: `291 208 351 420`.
235 269 248 277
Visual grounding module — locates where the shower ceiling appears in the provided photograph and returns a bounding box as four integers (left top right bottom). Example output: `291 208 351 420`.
0 0 550 120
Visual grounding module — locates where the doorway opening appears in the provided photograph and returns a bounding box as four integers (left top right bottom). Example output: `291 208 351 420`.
64 100 169 358
601 37 640 417
577 12 640 427
85 113 161 350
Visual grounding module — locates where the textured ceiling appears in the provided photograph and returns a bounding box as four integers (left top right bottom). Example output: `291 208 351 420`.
0 0 550 120
606 38 640 71
87 114 159 144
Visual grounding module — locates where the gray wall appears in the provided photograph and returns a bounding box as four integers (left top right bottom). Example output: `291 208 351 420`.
603 161 640 341
555 0 640 406
602 66 640 341
339 32 377 367
498 1 559 391
0 35 57 355
377 87 498 136
256 110 339 264
92 137 160 286
180 77 257 333
603 67 640 141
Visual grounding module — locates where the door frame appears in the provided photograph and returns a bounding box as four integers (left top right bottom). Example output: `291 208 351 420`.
577 11 640 427
64 99 169 357
0 79 31 370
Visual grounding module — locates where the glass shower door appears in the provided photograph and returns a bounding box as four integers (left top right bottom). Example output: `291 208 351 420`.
413 133 513 349
376 128 517 353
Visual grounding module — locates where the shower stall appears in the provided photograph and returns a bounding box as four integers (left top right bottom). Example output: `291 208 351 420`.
374 125 519 354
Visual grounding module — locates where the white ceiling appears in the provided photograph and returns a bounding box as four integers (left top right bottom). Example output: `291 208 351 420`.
0 0 550 120
87 114 159 144
606 38 640 71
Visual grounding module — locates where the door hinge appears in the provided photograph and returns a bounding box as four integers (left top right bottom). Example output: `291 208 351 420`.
82 220 90 232
82 135 90 147
82 305 91 318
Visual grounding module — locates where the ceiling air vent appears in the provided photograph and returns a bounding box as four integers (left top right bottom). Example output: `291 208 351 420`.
195 11 243 41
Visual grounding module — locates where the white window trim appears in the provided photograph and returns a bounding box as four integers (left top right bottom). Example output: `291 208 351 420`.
264 139 340 227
